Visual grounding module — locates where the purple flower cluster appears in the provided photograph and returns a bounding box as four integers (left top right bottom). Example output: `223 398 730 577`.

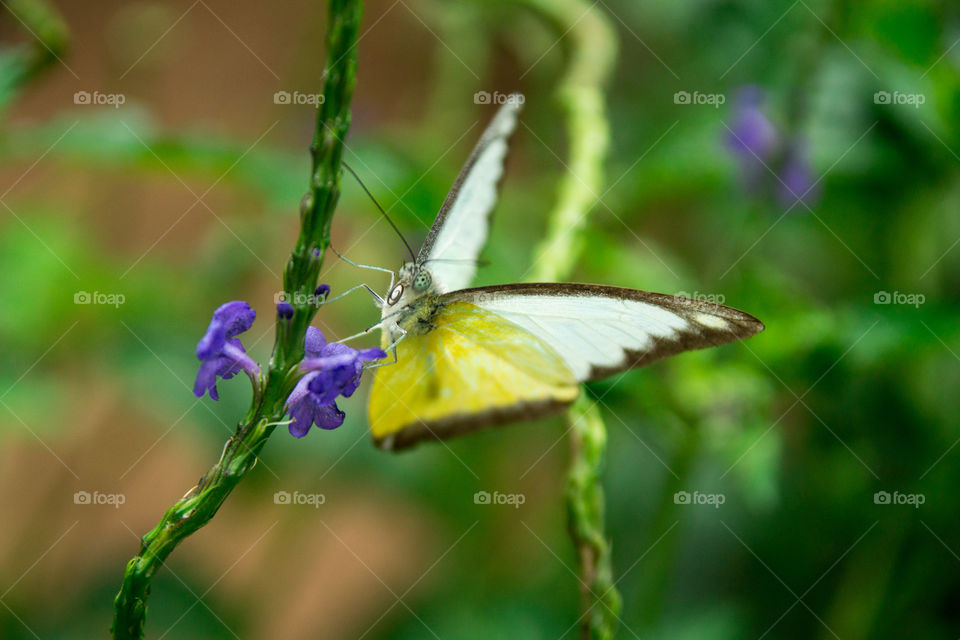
192 295 385 437
726 86 819 208
193 301 260 401
285 328 385 437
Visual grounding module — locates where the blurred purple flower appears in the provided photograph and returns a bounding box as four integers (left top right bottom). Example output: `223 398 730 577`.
193 301 261 400
777 144 819 207
726 86 819 207
727 86 778 160
286 327 386 437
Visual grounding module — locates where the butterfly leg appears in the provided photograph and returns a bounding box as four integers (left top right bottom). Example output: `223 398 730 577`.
365 329 406 370
337 301 410 344
319 283 384 307
338 324 381 344
331 245 395 299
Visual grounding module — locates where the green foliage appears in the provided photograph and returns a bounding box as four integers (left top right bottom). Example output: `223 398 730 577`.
1 0 959 638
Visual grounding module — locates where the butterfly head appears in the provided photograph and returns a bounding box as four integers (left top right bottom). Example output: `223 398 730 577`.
384 262 434 310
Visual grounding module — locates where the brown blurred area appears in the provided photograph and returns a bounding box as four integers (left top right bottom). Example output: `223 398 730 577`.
0 378 440 639
2 0 433 264
0 1 456 638
11 0 959 638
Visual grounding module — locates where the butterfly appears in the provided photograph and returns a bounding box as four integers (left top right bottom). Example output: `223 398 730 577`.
366 96 764 451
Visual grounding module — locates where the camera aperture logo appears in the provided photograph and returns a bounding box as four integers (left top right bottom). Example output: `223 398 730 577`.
274 490 326 508
274 90 325 106
473 91 524 106
74 291 125 307
74 90 126 108
874 290 924 308
473 490 526 509
673 90 725 108
274 291 326 306
74 490 126 509
873 490 924 508
873 91 925 109
473 291 509 305
676 291 726 306
674 490 725 509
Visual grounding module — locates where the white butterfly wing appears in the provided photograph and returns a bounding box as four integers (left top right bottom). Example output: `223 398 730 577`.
417 97 522 293
443 284 764 381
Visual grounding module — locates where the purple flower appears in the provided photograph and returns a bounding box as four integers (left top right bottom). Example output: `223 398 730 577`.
725 86 819 208
727 86 778 161
285 327 385 437
777 144 819 206
193 301 261 400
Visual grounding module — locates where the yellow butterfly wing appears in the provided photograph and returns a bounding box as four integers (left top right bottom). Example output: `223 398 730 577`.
368 301 579 450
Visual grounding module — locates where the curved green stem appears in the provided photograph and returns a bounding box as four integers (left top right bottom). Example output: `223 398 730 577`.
520 0 618 637
110 1 363 638
111 417 276 640
524 0 617 282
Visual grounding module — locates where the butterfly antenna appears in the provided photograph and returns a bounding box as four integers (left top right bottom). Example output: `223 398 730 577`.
342 161 417 263
423 258 491 268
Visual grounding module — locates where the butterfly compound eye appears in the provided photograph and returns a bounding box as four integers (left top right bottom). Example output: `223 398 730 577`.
387 283 404 306
413 270 432 292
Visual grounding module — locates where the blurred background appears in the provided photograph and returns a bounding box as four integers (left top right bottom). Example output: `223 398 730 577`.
2 0 959 638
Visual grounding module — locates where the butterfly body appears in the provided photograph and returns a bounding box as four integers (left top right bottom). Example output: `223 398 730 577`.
381 264 443 341
387 290 443 340
367 97 764 451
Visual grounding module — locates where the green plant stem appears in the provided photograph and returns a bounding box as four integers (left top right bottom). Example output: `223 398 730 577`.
521 0 618 637
565 396 622 640
524 0 616 283
110 1 363 638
